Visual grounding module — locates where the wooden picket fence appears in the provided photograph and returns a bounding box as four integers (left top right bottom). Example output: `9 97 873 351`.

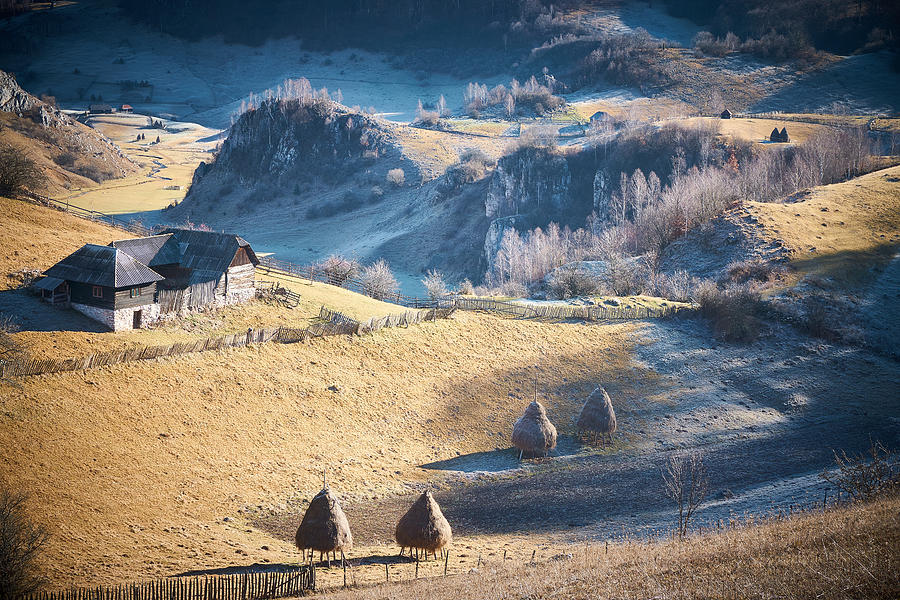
0 306 453 379
452 297 676 321
20 567 314 600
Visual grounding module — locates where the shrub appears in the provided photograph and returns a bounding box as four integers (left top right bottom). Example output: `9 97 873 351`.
548 265 600 299
696 280 762 342
386 168 405 187
360 259 399 300
0 484 49 596
725 258 783 285
446 149 493 187
0 146 47 197
457 278 474 295
421 269 448 300
73 163 115 183
821 440 898 503
802 297 834 340
319 255 360 287
53 152 77 168
369 185 384 202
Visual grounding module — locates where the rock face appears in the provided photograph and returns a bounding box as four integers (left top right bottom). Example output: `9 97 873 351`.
183 98 399 202
0 69 138 182
0 70 39 113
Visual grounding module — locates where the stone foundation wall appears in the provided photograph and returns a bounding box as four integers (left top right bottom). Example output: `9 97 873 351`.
72 302 161 332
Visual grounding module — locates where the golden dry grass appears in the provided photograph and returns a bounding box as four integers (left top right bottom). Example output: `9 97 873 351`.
0 310 644 588
326 495 900 600
388 124 510 181
0 195 127 288
747 165 900 285
53 113 219 214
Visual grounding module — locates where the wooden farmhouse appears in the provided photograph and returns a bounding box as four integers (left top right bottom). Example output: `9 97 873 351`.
37 229 259 331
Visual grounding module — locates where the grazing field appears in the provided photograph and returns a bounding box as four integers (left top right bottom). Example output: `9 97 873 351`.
747 165 900 285
325 495 900 600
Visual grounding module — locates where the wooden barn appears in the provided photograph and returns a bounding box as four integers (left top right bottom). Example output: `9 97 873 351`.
720 109 732 119
89 103 113 114
37 229 259 331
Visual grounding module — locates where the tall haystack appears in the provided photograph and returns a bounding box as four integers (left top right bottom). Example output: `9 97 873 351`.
770 127 781 142
576 385 617 445
511 400 557 459
295 487 353 560
395 491 452 558
779 127 789 142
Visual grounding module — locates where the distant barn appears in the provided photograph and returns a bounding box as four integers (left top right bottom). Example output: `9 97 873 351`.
120 104 133 113
720 109 732 119
89 104 113 114
38 229 259 331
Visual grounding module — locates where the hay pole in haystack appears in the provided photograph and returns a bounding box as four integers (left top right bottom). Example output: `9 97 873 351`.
576 385 617 446
395 491 452 561
511 398 558 460
295 472 353 568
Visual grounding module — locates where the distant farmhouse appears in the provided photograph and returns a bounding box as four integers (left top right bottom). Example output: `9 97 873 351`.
89 103 114 114
36 229 259 331
720 109 732 119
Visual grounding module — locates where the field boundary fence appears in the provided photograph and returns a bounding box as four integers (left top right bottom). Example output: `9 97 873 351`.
1 306 451 379
19 567 314 600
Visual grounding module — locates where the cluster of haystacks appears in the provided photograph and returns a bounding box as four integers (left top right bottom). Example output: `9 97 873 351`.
296 485 453 565
295 486 353 566
576 385 617 445
396 491 453 560
770 127 790 142
511 400 557 459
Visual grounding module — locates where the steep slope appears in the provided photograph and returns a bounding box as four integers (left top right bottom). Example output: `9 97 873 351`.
0 70 138 193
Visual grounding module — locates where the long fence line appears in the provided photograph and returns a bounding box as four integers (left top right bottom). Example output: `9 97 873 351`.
20 567 314 600
0 306 451 379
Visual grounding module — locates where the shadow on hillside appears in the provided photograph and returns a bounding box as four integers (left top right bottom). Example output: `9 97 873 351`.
0 289 107 332
420 435 582 473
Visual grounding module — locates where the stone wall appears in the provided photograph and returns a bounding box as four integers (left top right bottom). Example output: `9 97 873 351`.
72 302 161 332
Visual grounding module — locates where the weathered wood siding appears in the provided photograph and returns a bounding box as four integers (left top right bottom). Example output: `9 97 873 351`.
112 283 157 310
69 282 114 309
224 262 255 297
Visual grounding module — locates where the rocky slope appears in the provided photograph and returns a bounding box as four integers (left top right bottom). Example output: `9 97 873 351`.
0 70 138 191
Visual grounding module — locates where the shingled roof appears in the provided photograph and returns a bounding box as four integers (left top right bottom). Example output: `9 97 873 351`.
160 229 259 286
43 244 164 288
110 234 180 267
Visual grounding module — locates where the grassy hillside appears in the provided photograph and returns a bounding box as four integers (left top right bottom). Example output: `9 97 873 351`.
327 495 900 600
0 310 641 587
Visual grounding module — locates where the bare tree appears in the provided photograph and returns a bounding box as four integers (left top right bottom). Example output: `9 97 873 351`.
360 259 399 300
662 451 709 539
319 255 360 287
0 485 49 599
0 146 47 198
821 440 897 503
421 269 448 300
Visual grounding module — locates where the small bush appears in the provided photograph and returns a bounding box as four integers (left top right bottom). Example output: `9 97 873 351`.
360 259 399 300
53 152 77 168
319 255 360 287
802 297 834 340
696 280 762 342
369 185 384 202
821 440 898 503
421 269 448 300
726 258 783 285
73 163 115 183
386 168 405 187
446 149 493 187
548 266 600 299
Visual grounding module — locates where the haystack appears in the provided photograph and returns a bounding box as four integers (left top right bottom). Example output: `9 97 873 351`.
395 491 452 559
295 487 353 562
770 127 781 142
511 400 557 459
576 385 617 445
779 127 789 142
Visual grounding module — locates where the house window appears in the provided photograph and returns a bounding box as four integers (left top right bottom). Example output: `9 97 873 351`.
92 285 103 298
130 286 141 298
